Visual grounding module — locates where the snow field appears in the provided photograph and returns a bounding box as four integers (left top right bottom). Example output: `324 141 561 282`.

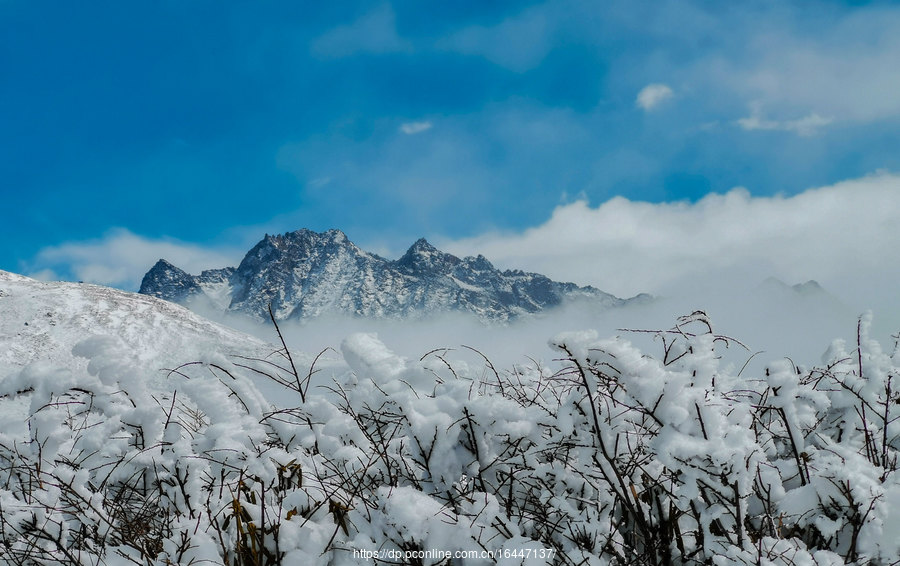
1 306 899 564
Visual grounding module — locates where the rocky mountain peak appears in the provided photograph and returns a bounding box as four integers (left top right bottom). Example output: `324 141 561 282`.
139 229 645 322
760 277 826 297
409 237 435 251
151 258 179 271
465 254 494 272
397 238 460 273
792 280 824 295
139 259 200 301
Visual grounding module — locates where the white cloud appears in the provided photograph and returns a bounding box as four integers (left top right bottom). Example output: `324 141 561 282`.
399 121 433 135
311 4 411 58
635 83 674 111
25 229 244 291
442 173 900 319
737 102 832 136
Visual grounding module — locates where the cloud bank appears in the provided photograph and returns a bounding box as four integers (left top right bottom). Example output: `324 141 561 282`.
25 229 243 291
442 173 900 317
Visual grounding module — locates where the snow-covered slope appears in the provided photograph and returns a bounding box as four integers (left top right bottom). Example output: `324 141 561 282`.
3 277 899 564
139 229 650 322
0 269 273 383
3 268 900 564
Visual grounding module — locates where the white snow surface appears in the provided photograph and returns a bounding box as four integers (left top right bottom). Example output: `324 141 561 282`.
2 271 900 565
0 269 274 383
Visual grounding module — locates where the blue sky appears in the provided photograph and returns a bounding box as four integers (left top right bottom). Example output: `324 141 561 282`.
3 1 900 294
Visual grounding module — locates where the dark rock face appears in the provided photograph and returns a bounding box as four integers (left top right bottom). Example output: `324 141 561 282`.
139 260 202 302
139 229 645 322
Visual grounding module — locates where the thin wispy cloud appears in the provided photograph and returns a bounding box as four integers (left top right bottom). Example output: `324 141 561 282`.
737 103 833 136
399 121 433 135
707 10 900 126
440 5 552 72
311 4 410 58
635 84 673 111
309 176 333 188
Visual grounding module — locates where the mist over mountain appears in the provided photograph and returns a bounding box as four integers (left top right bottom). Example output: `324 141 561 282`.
139 229 650 322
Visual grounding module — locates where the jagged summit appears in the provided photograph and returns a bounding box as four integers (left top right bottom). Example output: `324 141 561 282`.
759 277 826 297
397 238 462 274
403 237 439 258
140 259 200 302
793 280 824 295
140 229 645 322
153 258 178 270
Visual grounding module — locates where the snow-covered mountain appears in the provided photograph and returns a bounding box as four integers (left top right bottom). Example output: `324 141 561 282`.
139 229 650 322
0 269 273 383
758 276 828 297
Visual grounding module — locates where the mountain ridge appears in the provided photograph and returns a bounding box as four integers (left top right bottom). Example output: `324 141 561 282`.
139 229 650 322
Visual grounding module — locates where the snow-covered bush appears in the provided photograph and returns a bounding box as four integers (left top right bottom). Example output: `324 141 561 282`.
0 312 898 565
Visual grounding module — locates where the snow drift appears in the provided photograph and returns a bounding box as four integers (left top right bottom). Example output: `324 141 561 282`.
2 286 899 564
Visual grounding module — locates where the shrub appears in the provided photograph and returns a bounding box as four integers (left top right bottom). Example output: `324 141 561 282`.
0 312 898 564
